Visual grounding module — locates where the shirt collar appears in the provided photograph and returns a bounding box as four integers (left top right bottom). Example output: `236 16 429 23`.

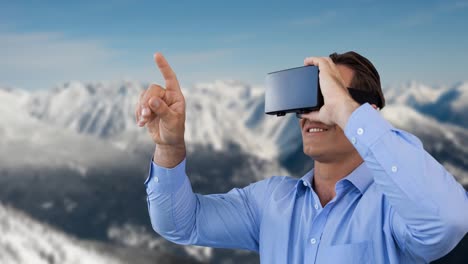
295 169 314 192
295 161 374 194
343 162 374 194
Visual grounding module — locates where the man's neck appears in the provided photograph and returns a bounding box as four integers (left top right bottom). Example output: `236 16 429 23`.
312 152 364 207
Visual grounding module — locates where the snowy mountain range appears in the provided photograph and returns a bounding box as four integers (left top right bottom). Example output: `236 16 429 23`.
1 79 467 263
6 79 467 179
9 81 468 184
18 80 296 160
0 202 206 264
385 81 468 128
0 203 122 264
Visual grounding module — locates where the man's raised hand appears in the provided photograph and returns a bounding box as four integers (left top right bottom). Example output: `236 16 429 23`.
135 53 186 149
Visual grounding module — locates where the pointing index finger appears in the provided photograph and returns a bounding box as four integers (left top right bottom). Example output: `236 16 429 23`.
154 52 180 91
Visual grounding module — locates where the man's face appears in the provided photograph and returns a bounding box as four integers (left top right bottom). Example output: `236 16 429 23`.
299 64 357 162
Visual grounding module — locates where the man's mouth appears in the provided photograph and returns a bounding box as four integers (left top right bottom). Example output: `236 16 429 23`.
307 128 328 133
301 119 330 135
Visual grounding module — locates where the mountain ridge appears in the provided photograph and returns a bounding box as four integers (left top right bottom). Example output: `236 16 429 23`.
1 79 467 264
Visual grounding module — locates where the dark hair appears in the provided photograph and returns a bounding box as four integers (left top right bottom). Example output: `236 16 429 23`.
329 51 385 109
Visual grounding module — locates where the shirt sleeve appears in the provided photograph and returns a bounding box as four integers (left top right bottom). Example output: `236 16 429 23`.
144 155 277 252
344 103 468 262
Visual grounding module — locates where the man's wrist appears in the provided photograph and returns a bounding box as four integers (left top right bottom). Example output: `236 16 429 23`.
153 143 186 168
334 99 360 129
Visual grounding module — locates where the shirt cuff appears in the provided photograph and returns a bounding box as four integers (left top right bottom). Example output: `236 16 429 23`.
344 103 394 158
144 156 187 196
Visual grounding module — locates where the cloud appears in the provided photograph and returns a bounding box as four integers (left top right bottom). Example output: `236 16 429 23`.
0 31 118 89
0 32 117 70
0 30 242 90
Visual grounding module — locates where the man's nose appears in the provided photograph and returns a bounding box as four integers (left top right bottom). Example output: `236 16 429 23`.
297 110 317 119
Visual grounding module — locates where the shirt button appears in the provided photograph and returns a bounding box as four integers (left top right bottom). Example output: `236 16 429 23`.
154 176 159 183
314 203 319 210
357 128 364 135
303 181 308 187
391 166 398 173
351 137 357 144
310 238 317 244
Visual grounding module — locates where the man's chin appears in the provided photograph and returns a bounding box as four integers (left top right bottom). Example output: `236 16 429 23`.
303 148 323 159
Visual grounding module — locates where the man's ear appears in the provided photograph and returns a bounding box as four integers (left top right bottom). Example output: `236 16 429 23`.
371 104 380 111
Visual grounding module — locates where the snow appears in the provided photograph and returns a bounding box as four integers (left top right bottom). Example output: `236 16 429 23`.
2 79 467 182
451 82 468 111
0 79 467 263
384 80 444 106
0 84 140 174
26 80 144 138
107 223 213 263
384 80 468 120
184 80 285 159
12 79 295 160
382 104 468 148
0 203 123 264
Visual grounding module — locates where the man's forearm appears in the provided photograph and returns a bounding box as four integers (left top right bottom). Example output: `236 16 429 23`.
153 144 186 168
345 103 468 261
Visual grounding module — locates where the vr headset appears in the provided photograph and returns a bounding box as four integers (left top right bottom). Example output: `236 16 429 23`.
265 65 382 117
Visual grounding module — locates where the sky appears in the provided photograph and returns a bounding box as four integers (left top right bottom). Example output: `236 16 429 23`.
1 0 468 90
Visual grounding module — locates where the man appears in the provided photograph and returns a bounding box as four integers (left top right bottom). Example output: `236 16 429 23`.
136 51 468 263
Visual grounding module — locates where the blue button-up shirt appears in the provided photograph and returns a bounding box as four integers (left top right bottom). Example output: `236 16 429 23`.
145 103 468 263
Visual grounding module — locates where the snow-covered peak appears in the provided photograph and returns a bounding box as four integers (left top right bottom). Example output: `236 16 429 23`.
382 104 464 134
0 203 123 264
0 86 142 174
384 80 444 106
49 80 144 97
0 86 30 107
450 81 468 111
25 80 146 138
4 80 289 160
192 80 253 101
383 80 468 128
183 80 283 158
5 79 468 166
